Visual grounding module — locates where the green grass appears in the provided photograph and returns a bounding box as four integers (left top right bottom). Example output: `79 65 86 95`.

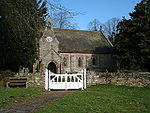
0 87 48 107
37 85 150 113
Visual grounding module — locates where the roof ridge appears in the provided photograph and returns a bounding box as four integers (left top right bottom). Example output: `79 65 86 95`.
53 28 100 33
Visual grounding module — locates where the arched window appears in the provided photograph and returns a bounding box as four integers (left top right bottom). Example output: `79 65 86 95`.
63 57 67 66
92 57 97 65
78 57 82 67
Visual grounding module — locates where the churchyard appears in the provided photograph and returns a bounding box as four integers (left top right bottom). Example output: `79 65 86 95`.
0 87 48 107
0 0 150 113
0 85 150 113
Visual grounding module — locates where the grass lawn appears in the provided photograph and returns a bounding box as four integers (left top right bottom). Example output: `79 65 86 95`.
0 87 49 107
37 85 150 113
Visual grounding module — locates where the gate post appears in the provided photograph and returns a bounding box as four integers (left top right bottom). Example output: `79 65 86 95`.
65 73 68 90
48 70 51 91
45 69 48 90
83 69 87 89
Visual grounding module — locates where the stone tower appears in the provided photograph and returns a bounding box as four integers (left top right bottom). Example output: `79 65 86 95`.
39 17 61 74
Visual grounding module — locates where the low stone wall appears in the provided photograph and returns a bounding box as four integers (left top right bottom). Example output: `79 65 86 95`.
15 73 45 87
87 71 150 87
14 71 150 88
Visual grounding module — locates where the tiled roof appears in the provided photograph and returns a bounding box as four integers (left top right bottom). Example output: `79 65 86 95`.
54 29 113 54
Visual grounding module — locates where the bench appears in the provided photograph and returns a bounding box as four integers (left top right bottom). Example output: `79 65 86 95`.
6 77 28 88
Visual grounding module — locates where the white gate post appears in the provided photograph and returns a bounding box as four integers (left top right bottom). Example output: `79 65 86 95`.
83 69 87 89
81 73 84 90
65 73 68 90
45 69 48 90
48 70 51 91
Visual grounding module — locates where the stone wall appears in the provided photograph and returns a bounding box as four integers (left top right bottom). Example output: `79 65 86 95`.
14 70 150 88
15 71 150 88
87 71 150 87
15 73 45 87
60 53 116 73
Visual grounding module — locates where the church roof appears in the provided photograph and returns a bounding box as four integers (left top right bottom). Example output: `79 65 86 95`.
53 29 113 54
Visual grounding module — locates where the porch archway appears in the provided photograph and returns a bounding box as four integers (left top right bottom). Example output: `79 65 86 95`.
48 62 57 73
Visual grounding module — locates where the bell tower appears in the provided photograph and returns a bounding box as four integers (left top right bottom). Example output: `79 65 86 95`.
38 16 61 74
45 16 53 30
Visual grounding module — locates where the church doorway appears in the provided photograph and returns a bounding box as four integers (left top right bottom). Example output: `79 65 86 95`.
48 62 57 73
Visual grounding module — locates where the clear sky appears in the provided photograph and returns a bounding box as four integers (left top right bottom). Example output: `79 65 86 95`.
60 0 141 30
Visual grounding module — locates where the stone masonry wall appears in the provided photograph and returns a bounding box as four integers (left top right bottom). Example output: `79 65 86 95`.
15 73 45 87
60 53 116 73
87 71 150 87
15 71 150 88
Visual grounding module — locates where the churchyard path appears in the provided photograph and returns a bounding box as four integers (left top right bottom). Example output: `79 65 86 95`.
0 91 75 113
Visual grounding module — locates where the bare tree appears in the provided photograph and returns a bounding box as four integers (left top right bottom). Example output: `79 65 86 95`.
87 19 102 31
102 17 120 43
45 0 79 29
52 11 79 29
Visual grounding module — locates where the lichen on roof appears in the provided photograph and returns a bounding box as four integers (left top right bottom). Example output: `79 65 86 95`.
53 29 113 54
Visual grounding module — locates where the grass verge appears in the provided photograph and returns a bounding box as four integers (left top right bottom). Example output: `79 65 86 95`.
37 85 150 113
0 87 49 107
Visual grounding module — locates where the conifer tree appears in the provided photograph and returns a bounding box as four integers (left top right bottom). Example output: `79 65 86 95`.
0 0 47 72
114 0 150 71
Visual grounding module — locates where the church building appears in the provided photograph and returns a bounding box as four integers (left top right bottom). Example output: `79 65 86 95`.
34 17 116 74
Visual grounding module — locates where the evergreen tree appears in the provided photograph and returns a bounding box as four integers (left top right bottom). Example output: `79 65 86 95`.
0 0 47 72
114 0 150 71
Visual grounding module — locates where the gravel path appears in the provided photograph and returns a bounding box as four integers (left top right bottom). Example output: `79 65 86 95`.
0 91 75 113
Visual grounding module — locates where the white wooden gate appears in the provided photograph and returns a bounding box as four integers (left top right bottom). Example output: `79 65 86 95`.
45 69 86 90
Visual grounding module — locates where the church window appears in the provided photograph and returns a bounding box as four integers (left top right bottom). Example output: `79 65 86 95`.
92 57 97 65
78 57 82 67
63 57 67 66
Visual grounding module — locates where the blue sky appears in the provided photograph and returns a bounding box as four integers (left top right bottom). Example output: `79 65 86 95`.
60 0 141 30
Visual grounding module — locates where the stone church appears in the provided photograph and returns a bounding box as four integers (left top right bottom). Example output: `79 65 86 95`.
34 17 116 74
